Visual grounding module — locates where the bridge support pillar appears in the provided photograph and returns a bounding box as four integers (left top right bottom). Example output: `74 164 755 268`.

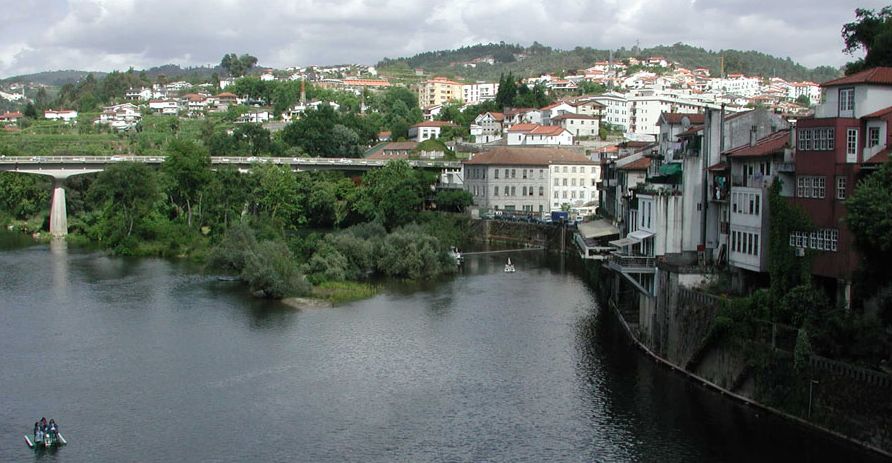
50 179 68 237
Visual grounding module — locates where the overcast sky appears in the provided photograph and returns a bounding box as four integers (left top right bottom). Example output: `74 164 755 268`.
0 0 881 78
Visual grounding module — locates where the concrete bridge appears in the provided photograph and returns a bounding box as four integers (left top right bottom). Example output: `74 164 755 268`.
0 155 463 236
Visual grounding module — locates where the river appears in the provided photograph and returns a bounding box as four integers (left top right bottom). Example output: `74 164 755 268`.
0 237 885 462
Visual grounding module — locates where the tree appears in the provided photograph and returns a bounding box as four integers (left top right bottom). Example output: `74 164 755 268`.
435 190 473 212
842 6 892 74
495 73 517 109
232 123 272 156
795 94 812 107
220 53 259 78
355 160 429 229
249 163 306 228
161 139 212 227
847 158 892 302
0 173 50 219
281 106 361 157
88 162 160 241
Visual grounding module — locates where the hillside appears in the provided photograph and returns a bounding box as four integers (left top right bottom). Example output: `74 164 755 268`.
2 64 224 87
377 42 842 83
1 70 108 86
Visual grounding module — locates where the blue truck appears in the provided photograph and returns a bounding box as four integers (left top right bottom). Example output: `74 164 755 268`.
551 211 569 223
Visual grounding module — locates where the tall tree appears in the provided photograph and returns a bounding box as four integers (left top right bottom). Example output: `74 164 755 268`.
88 162 160 240
842 6 892 74
161 140 212 227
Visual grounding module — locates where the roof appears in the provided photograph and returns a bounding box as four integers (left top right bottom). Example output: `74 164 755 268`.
529 125 568 136
658 112 705 126
617 157 651 170
551 114 599 121
708 162 728 172
725 130 790 157
678 125 704 137
411 120 455 128
864 146 891 165
862 105 892 119
382 142 418 151
577 219 619 239
463 147 595 166
507 123 539 132
821 67 892 87
216 92 237 98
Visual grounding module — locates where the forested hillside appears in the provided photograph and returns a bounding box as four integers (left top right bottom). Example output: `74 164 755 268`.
378 42 841 83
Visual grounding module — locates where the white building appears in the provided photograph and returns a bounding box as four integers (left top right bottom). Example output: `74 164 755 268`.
709 74 763 98
148 99 180 115
96 103 141 130
507 123 574 146
44 109 78 122
408 121 454 142
462 82 498 104
590 93 630 131
463 147 597 215
472 112 505 143
552 114 600 138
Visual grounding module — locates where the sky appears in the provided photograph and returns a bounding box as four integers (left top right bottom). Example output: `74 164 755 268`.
0 0 882 78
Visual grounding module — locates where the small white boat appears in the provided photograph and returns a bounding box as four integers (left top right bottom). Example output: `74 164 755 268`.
25 432 66 449
504 258 516 273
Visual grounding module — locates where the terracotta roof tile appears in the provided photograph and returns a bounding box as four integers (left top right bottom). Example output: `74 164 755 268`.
862 105 892 119
411 120 455 128
617 157 651 170
463 147 594 166
725 130 790 157
864 146 891 165
551 113 598 121
658 112 705 126
821 67 892 87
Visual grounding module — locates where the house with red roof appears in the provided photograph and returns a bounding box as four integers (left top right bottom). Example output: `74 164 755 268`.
0 111 23 124
506 123 573 146
408 120 455 142
791 67 892 305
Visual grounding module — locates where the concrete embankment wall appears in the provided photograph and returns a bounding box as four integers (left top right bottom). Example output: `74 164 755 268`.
606 264 892 457
469 220 571 251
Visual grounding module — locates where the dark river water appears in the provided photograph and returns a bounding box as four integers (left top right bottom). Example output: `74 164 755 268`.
0 237 886 462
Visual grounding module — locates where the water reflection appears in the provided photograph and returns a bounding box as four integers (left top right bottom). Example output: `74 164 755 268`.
50 238 68 298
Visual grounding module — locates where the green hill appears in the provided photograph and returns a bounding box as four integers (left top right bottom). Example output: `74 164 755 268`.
377 42 842 83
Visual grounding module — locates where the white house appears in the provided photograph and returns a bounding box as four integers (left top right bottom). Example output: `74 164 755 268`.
552 114 600 138
507 123 574 146
540 101 576 125
408 121 455 142
462 82 498 104
590 93 630 131
472 111 505 143
44 109 78 122
148 99 180 115
237 111 271 124
96 103 141 130
125 87 153 101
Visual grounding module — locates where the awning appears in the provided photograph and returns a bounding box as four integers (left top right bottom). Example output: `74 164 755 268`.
577 219 619 239
628 229 655 242
658 162 682 176
609 238 635 248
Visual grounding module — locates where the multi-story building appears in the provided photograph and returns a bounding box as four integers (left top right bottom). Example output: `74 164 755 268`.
418 77 464 108
462 82 498 104
44 109 78 122
463 147 597 216
590 93 629 131
552 114 600 138
790 66 892 306
471 112 504 143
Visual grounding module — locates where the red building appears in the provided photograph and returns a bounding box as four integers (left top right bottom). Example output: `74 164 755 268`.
791 67 892 305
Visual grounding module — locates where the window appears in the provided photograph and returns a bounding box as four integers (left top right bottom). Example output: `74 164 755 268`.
494 186 499 196
539 186 544 196
494 169 499 179
522 186 527 196
869 127 880 147
839 87 854 113
510 186 516 196
797 176 825 198
789 229 838 252
797 128 835 151
511 169 516 178
836 176 847 200
562 178 568 186
846 128 858 162
571 166 577 173
522 169 527 179
504 169 509 178
553 191 558 199
571 178 577 187
504 186 509 196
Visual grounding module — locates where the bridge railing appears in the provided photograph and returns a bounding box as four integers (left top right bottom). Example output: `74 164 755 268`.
0 155 462 169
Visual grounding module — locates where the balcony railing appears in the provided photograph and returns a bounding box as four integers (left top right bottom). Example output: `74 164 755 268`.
608 252 656 271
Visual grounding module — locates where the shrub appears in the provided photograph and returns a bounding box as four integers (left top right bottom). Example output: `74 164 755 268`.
241 240 310 299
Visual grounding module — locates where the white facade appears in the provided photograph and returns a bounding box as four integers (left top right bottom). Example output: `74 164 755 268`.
462 82 498 104
506 126 574 146
148 100 180 115
555 115 599 138
590 93 629 130
709 75 763 97
548 163 600 210
44 109 78 122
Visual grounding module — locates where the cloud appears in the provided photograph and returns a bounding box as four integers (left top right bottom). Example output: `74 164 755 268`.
0 0 885 77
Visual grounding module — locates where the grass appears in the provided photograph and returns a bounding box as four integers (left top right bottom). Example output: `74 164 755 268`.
310 280 379 304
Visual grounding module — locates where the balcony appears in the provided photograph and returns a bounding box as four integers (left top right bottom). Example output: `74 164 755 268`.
607 252 656 273
777 162 795 173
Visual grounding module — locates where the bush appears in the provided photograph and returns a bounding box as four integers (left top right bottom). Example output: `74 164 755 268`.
207 224 258 273
241 240 311 299
377 224 452 280
304 243 349 284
